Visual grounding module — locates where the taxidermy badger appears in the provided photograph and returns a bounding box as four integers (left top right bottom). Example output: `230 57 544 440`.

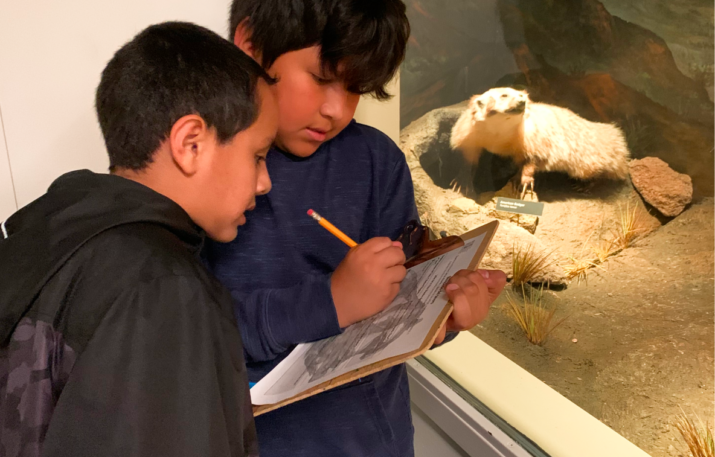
450 87 630 197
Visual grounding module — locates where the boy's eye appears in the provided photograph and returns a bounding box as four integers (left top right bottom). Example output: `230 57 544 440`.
311 74 333 85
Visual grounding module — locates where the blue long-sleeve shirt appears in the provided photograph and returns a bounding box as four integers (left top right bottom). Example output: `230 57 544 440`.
203 121 420 457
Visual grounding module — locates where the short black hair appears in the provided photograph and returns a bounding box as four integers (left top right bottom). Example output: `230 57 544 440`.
96 21 275 171
229 0 410 100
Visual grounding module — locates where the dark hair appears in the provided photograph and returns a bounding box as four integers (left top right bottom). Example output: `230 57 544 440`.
228 0 410 100
96 21 276 171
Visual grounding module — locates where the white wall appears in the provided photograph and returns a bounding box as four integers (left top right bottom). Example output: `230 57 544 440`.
0 106 17 222
354 76 401 145
0 0 404 219
0 0 234 212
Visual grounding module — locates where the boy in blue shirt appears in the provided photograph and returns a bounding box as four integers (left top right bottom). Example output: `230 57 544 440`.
203 1 507 456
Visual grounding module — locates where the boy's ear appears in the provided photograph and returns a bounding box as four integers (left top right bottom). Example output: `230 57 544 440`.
234 18 259 63
168 115 210 176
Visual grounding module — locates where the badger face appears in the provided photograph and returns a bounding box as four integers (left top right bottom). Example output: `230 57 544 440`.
469 88 528 125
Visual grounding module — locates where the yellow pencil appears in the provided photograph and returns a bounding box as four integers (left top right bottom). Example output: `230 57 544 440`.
307 209 357 248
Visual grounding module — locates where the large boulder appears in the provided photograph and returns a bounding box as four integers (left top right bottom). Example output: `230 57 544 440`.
629 157 693 217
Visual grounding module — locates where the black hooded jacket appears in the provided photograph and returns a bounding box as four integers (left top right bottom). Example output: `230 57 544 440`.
0 170 257 457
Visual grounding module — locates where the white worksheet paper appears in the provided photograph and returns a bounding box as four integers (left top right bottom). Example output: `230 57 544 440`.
250 233 485 405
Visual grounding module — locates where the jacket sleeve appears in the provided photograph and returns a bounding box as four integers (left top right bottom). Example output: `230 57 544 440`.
230 274 343 364
41 275 258 457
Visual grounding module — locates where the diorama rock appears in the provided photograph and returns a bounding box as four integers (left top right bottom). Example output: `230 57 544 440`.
629 157 693 217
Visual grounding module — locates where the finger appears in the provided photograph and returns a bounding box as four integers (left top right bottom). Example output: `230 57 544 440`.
375 245 407 267
385 264 407 284
449 274 484 300
485 269 508 286
449 269 474 280
445 279 490 330
445 283 475 328
453 269 506 288
473 269 507 299
360 237 394 253
475 269 506 285
387 283 401 303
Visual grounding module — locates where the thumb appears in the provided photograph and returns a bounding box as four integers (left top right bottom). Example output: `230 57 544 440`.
433 323 448 346
445 283 463 302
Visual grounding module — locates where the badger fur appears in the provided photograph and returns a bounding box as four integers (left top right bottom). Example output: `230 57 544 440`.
450 87 630 195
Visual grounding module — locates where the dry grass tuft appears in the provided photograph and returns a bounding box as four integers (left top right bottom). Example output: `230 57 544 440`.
511 243 556 287
563 207 644 284
592 238 620 264
504 285 566 345
563 231 605 284
564 255 602 284
675 410 715 457
612 200 648 250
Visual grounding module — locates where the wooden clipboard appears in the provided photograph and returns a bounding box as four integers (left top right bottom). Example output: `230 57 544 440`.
252 220 499 416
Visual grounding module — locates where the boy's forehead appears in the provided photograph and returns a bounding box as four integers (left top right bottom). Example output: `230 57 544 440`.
308 46 348 78
319 58 341 75
256 85 279 142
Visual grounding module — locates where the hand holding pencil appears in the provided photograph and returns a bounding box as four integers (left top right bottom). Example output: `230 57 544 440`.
308 209 407 328
308 209 507 342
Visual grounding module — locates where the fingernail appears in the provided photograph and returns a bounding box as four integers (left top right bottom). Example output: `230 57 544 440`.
479 270 490 279
446 284 459 291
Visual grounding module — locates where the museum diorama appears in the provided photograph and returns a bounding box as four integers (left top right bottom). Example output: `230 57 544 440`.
398 1 715 455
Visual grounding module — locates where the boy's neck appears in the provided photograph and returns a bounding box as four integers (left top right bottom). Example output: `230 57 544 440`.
112 162 192 218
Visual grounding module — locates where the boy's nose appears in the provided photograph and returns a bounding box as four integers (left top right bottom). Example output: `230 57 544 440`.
256 164 272 196
319 85 349 121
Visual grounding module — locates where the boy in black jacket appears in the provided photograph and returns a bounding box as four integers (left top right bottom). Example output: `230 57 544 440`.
0 22 277 457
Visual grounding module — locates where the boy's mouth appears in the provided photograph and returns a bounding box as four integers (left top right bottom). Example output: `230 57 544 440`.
305 127 328 142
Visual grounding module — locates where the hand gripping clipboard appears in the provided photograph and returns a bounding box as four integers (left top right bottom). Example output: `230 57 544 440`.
252 220 499 416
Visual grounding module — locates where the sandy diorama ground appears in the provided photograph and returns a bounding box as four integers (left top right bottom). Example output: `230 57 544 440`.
398 109 714 456
471 193 714 457
398 0 714 453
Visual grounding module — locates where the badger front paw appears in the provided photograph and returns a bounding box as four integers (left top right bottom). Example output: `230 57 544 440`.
520 178 535 200
511 163 536 199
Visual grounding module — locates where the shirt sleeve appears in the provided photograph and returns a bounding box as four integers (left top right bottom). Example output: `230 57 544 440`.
230 274 343 364
379 142 420 239
41 275 258 457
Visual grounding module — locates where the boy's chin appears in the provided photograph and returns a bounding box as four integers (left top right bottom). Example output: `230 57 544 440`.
277 137 322 158
207 226 239 244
